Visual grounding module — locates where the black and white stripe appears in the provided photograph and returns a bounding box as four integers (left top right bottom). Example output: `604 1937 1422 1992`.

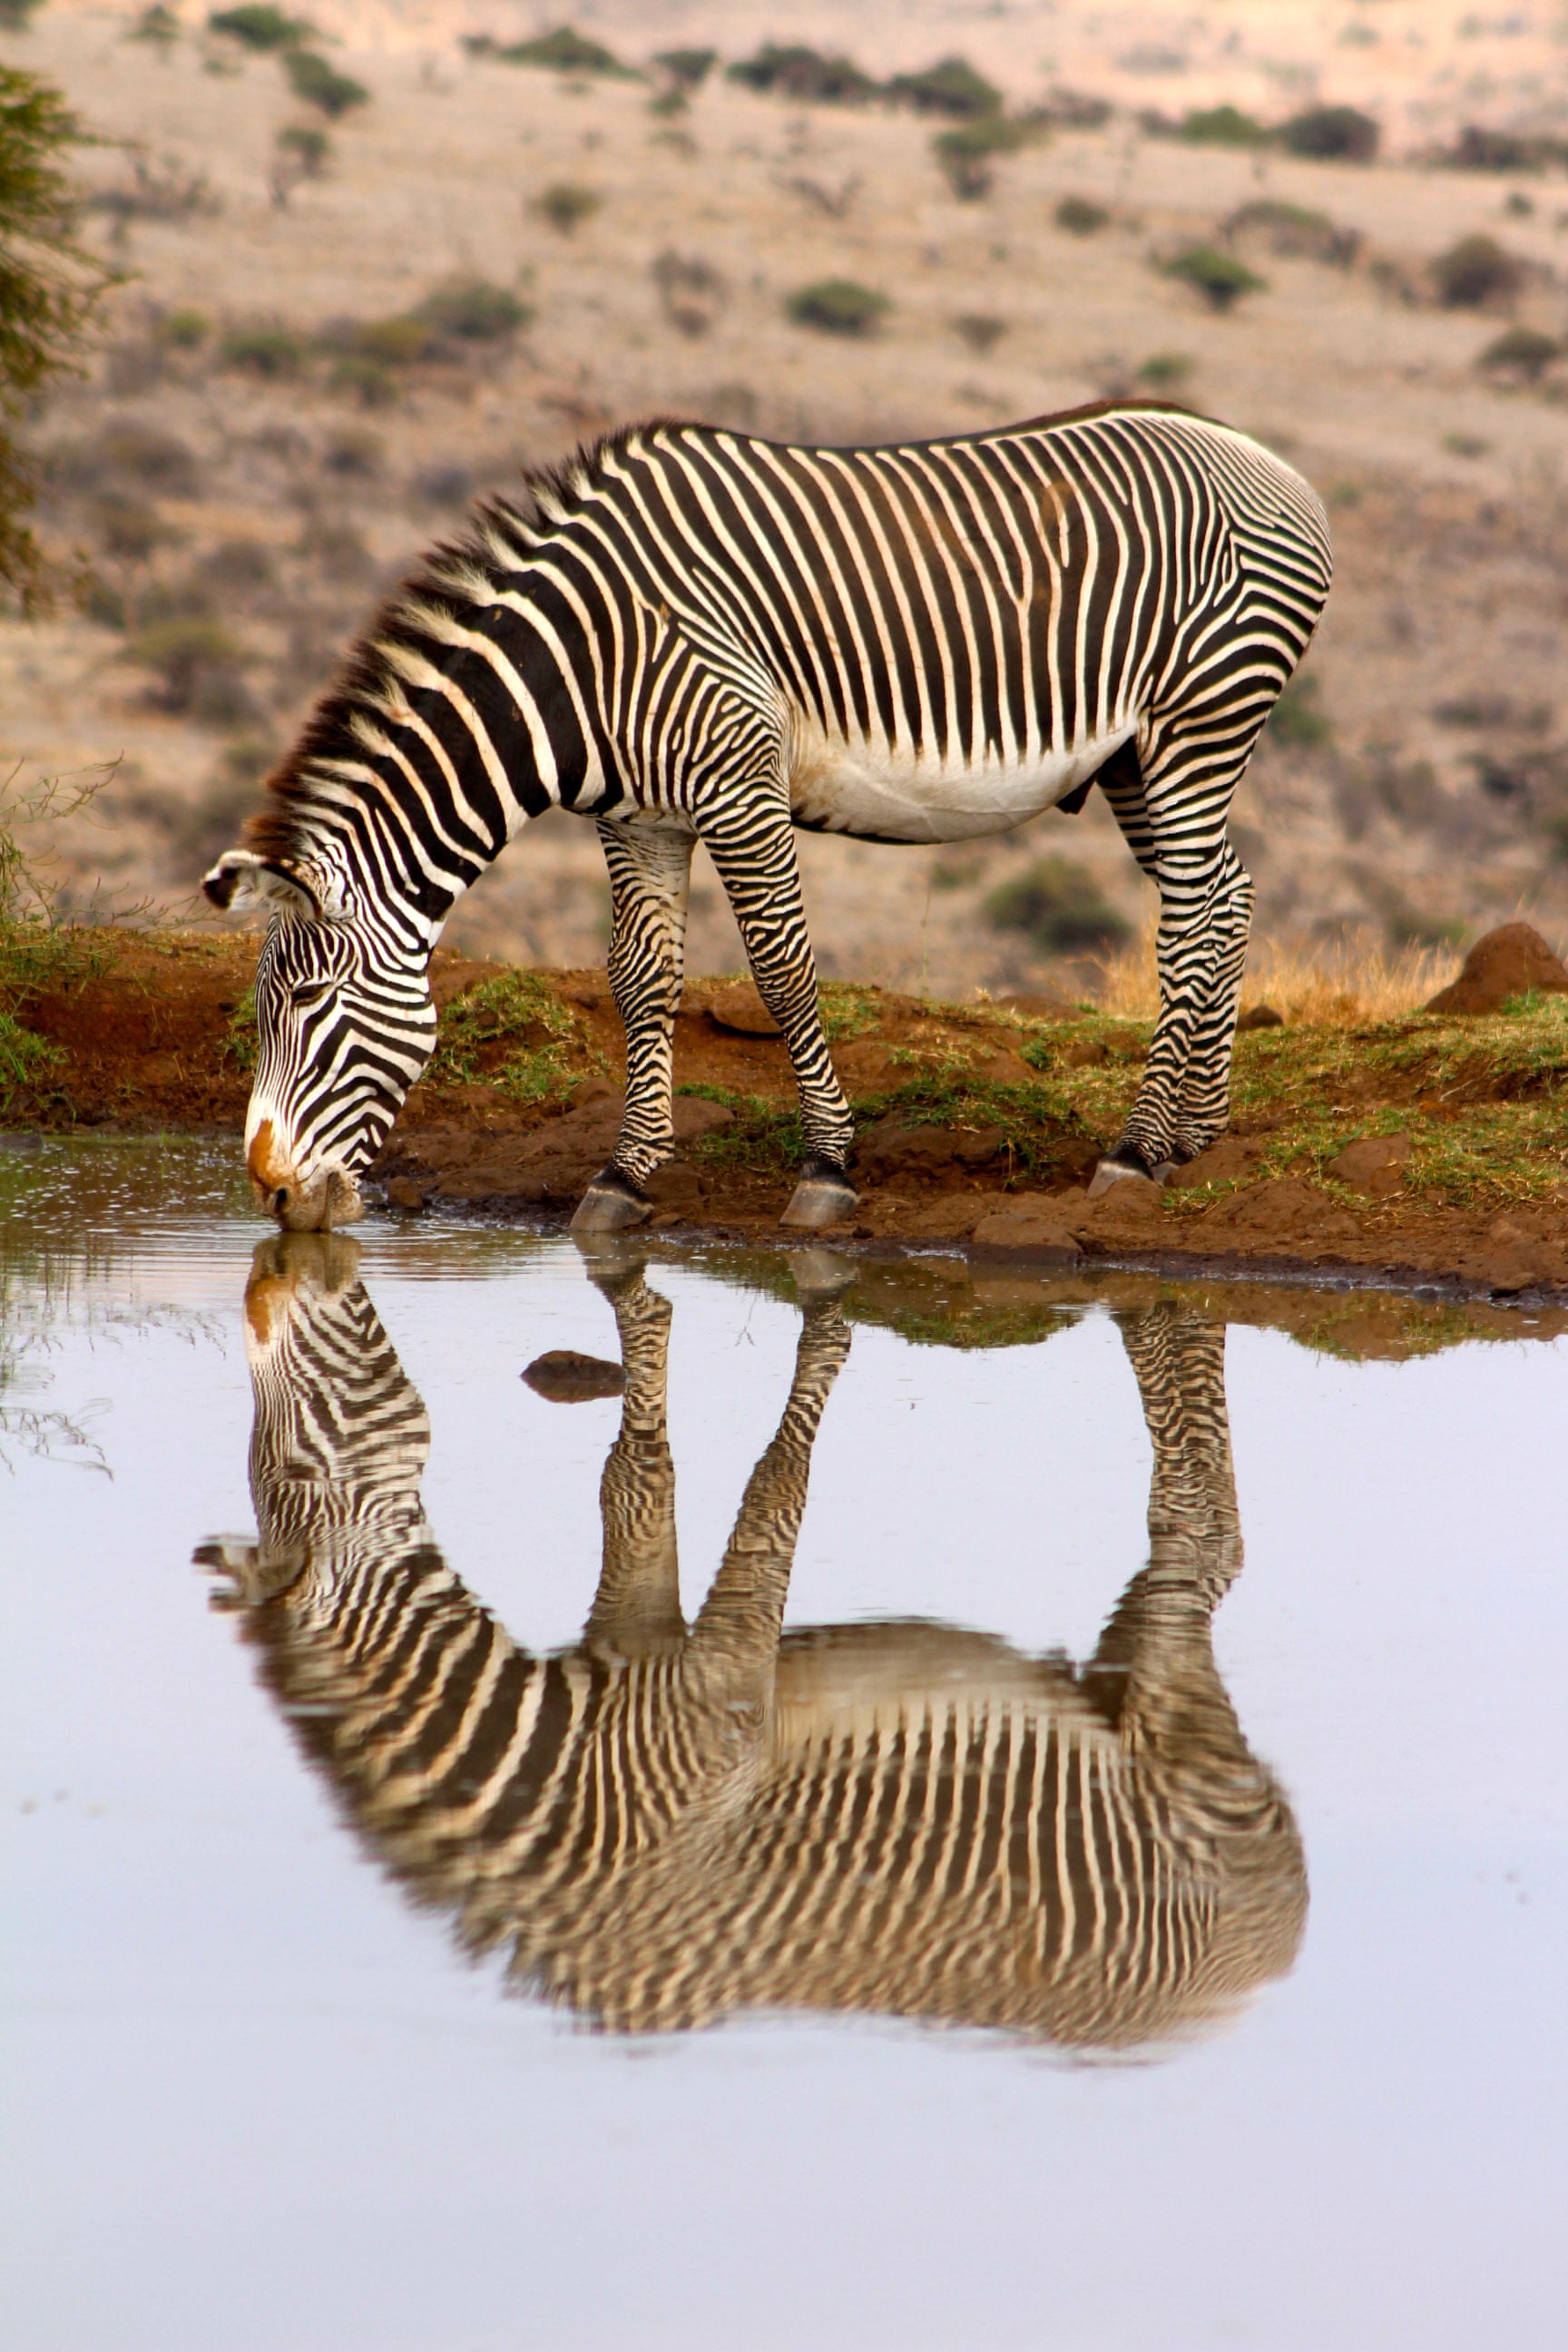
203 403 1331 1229
201 1248 1307 2047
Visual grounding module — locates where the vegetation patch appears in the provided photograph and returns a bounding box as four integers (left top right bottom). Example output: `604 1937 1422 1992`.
785 279 889 337
427 970 593 1103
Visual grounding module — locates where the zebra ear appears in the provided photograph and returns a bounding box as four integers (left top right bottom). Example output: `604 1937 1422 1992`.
201 850 338 920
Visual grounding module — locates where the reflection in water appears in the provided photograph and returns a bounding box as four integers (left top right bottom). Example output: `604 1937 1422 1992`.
201 1239 1306 2048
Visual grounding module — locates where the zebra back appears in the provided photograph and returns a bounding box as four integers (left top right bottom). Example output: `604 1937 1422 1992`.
206 1244 1305 2046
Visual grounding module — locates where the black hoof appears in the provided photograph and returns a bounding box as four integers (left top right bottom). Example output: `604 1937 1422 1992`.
781 1153 859 1231
570 1167 652 1233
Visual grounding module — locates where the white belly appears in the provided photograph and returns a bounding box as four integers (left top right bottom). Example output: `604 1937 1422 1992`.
787 720 1135 844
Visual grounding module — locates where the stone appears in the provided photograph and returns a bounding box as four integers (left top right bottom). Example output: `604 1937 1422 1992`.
993 992 1078 1021
1327 1132 1413 1198
523 1349 625 1403
385 1175 429 1212
971 1193 1083 1261
1425 923 1568 1016
671 1095 735 1142
702 980 782 1037
857 1116 993 1181
836 1041 899 1093
644 1161 704 1213
1169 1135 1269 1189
1199 1177 1359 1245
1237 1003 1285 1031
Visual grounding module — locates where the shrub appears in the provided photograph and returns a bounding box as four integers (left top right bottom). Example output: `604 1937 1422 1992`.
495 27 625 76
209 7 318 50
1224 198 1359 266
1179 103 1269 148
409 461 473 508
53 419 201 497
0 0 43 25
1266 675 1331 750
652 47 715 93
220 322 305 376
652 250 726 338
129 5 181 45
533 181 600 233
156 305 210 348
785 279 889 337
321 425 382 476
983 857 1131 956
417 277 530 342
1136 349 1192 388
87 153 220 227
1161 245 1267 312
727 44 877 106
276 122 328 174
1054 194 1109 236
953 312 1006 354
933 115 1031 200
127 618 254 722
1279 104 1379 162
1432 234 1524 308
887 57 1001 119
283 50 369 119
91 493 173 563
345 314 434 365
1439 125 1554 174
1033 86 1112 131
1 66 113 605
1476 324 1561 382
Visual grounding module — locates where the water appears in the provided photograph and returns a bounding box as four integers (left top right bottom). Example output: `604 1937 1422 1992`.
4 1140 1566 2352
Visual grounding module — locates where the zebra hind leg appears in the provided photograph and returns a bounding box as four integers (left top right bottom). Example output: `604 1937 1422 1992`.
701 803 859 1230
573 820 695 1234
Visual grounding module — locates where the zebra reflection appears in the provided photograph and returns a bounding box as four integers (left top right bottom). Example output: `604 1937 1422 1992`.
201 1240 1305 2047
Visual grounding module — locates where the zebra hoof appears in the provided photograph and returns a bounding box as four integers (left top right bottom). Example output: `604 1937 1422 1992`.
570 1171 652 1233
1087 1154 1173 1200
780 1171 859 1230
789 1247 858 1298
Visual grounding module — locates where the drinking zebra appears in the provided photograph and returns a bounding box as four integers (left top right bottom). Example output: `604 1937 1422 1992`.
200 1246 1307 2046
201 404 1331 1232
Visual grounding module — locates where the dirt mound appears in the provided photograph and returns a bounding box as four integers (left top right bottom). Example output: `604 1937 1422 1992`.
1426 924 1568 1015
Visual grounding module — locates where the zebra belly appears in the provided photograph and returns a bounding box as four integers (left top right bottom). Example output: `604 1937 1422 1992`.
787 721 1136 844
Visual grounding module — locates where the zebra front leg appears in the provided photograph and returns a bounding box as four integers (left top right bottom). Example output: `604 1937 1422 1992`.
573 819 695 1234
701 801 858 1230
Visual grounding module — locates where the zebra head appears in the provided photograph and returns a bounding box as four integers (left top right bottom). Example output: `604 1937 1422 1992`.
202 850 437 1230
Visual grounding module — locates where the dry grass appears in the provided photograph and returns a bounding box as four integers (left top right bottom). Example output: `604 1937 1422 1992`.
1094 915 1464 1026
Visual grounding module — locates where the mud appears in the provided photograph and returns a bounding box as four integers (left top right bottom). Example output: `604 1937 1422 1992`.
5 929 1566 1308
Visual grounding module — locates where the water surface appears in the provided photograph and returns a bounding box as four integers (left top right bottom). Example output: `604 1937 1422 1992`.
4 1141 1566 2351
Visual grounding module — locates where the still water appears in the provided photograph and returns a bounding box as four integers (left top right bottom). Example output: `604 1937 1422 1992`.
4 1141 1566 2352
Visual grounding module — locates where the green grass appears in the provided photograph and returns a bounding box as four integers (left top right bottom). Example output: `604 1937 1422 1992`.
428 969 599 1103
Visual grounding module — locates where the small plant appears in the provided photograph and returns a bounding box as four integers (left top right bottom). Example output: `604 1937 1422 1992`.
220 322 305 376
983 857 1130 956
785 278 889 337
1279 104 1379 162
1266 674 1332 750
652 250 725 338
284 50 369 119
1179 103 1269 148
428 968 588 1102
1432 233 1524 308
1477 324 1561 382
156 305 210 348
953 311 1006 354
727 44 877 105
1136 349 1192 387
1161 244 1267 312
419 277 530 343
1223 198 1359 266
495 27 626 76
888 57 1001 119
126 618 253 722
1054 194 1109 237
652 47 715 93
208 6 318 50
933 114 1030 200
276 121 328 174
534 181 600 233
129 5 181 46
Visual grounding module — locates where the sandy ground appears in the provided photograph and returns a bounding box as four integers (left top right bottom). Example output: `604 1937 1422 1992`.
4 2 1568 995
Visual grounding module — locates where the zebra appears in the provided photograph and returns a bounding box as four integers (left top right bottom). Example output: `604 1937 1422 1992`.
200 402 1331 1234
201 1246 1307 2047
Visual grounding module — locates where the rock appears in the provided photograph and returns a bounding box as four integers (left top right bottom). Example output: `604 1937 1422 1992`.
1327 1132 1413 1198
703 980 782 1037
1465 1212 1568 1297
1076 1180 1169 1240
1062 1037 1111 1067
1425 923 1568 1015
523 1349 625 1403
857 1116 1001 1181
1199 1177 1359 1245
671 1095 735 1142
966 1045 1037 1084
1169 1135 1269 1189
386 1176 429 1212
836 1041 898 1093
972 1194 1082 1261
994 992 1078 1021
900 1198 985 1240
1237 1003 1285 1031
644 1161 704 1212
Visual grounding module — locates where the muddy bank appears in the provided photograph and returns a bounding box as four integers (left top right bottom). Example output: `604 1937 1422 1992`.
4 927 1566 1307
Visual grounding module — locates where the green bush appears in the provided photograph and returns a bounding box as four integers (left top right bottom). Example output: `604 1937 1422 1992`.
129 5 181 45
983 858 1130 956
416 277 530 341
652 47 715 93
533 181 600 233
0 0 44 26
1279 104 1379 162
933 114 1031 200
785 279 889 337
888 57 1001 119
220 322 305 376
208 6 317 50
127 618 253 721
1136 350 1193 388
276 122 328 174
156 305 210 348
1224 198 1359 266
0 66 112 608
1161 244 1267 312
1432 234 1524 308
495 27 626 76
727 44 877 106
1476 324 1561 381
283 50 369 118
1179 103 1269 148
1266 675 1332 750
952 312 1006 354
1054 194 1109 236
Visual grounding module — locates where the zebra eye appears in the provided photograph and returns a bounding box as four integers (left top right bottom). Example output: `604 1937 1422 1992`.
290 981 332 1010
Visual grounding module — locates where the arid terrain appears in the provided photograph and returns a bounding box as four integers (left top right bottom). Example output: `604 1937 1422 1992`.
5 0 1568 999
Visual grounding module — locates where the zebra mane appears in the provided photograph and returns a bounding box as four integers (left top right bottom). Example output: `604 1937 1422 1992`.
238 419 692 873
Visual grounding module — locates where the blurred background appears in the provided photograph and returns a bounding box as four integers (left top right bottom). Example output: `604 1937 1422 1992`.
4 0 1568 999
